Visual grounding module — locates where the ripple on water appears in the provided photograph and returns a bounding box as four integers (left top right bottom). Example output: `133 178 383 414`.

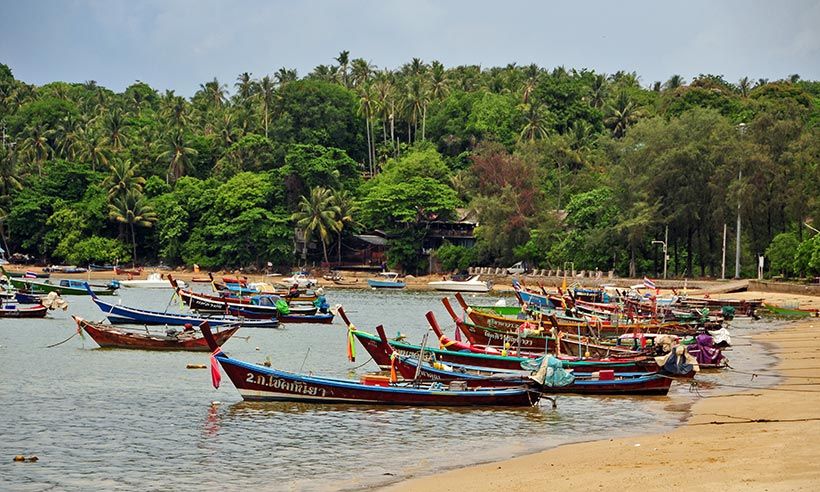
0 289 784 491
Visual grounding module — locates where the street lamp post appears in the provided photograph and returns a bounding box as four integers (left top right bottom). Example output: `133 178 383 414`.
652 239 668 280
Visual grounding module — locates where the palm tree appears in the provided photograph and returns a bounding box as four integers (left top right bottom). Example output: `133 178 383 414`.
78 134 111 172
351 58 374 87
274 67 298 86
335 50 351 87
605 92 641 138
404 77 429 141
519 103 550 142
19 123 53 175
104 159 145 200
55 115 85 160
589 74 607 109
331 190 361 263
429 61 449 101
664 74 685 91
214 112 237 147
291 187 341 265
158 131 198 183
108 189 157 266
162 95 189 131
199 77 228 108
357 85 376 174
103 109 128 151
235 72 255 101
372 71 394 148
258 75 276 138
737 76 751 97
0 146 22 199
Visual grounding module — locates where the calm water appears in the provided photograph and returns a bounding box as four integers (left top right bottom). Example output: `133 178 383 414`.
0 286 784 491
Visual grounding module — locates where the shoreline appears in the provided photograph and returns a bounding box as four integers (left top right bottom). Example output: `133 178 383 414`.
383 308 820 491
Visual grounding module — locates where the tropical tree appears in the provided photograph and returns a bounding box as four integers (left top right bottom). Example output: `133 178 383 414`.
291 186 341 265
335 50 351 87
104 158 145 201
158 131 198 183
331 189 361 262
605 92 641 138
108 189 157 265
664 74 685 91
19 123 53 175
102 108 128 151
257 75 276 138
519 102 550 142
200 77 228 108
737 76 751 98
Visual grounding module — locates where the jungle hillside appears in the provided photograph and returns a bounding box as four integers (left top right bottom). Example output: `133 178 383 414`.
0 56 818 278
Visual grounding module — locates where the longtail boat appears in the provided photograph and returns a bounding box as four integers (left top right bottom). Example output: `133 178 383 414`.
87 286 279 328
338 307 657 373
7 275 117 296
376 326 673 395
74 316 239 351
1 268 50 279
114 266 144 276
454 293 700 338
226 306 335 324
170 276 317 314
0 303 48 318
201 323 542 406
761 302 819 318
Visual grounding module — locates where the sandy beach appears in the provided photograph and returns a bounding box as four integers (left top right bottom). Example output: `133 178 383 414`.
386 291 820 492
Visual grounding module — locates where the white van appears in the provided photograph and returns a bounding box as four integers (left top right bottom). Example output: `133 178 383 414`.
506 261 527 275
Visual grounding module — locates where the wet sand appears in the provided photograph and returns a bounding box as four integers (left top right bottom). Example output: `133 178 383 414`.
385 292 820 492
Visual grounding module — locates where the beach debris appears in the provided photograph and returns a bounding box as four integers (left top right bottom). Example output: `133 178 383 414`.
186 364 207 369
13 455 38 462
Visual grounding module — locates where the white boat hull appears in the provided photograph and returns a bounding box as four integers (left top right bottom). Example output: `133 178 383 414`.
427 281 490 293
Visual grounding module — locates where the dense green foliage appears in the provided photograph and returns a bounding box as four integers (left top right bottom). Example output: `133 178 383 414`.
0 59 818 277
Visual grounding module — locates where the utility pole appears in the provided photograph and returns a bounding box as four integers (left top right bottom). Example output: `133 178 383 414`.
664 225 668 279
721 223 727 280
735 169 742 279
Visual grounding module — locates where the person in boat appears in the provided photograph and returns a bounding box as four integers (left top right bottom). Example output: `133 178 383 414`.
313 288 329 313
287 283 299 298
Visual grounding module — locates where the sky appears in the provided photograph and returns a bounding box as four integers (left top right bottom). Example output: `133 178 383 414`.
1 0 819 96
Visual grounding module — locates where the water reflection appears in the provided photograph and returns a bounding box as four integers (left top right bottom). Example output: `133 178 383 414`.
0 288 785 491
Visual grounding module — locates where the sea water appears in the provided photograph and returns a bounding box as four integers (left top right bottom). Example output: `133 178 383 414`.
0 287 784 491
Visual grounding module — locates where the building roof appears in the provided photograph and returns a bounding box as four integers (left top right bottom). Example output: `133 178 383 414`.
354 234 389 246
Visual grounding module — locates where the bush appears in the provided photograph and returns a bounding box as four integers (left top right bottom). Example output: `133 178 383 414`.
64 236 131 265
765 232 799 276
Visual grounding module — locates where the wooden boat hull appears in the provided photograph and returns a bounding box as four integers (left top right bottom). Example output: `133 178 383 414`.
367 279 406 289
10 277 116 296
227 306 335 324
216 352 539 406
398 357 671 395
0 304 48 318
465 304 698 338
2 270 50 279
89 290 279 328
76 317 238 350
762 303 819 318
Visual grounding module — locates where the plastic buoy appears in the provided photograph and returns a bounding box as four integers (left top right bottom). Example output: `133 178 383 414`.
13 455 25 462
255 346 260 351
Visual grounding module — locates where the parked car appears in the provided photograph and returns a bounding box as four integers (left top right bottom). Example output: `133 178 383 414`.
506 261 528 275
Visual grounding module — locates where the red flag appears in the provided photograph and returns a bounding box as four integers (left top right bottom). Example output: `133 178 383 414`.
210 350 222 389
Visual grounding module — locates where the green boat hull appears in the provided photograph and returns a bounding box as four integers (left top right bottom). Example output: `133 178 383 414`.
9 277 117 296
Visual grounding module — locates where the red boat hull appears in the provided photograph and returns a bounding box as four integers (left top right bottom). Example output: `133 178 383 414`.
0 304 48 318
76 317 239 351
